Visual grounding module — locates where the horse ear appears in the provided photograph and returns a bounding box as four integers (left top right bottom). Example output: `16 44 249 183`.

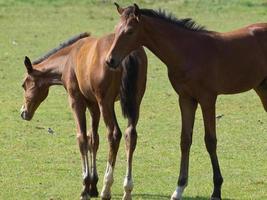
133 3 141 20
24 56 33 74
114 2 124 15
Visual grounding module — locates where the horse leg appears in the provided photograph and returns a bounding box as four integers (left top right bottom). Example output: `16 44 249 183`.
122 111 139 200
122 58 146 200
200 95 223 200
254 80 267 111
100 102 122 200
87 103 100 197
122 125 136 200
171 96 197 200
69 96 91 200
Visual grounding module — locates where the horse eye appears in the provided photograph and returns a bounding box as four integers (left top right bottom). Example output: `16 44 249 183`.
126 30 134 35
31 82 36 88
129 31 134 35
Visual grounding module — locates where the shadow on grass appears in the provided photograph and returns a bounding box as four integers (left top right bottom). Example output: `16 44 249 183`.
111 193 234 200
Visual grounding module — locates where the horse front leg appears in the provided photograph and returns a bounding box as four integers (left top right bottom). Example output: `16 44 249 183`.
87 103 100 197
200 95 223 200
171 96 197 200
100 103 122 200
69 96 91 200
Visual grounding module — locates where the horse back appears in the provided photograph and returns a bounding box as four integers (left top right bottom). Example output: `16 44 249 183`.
200 23 267 94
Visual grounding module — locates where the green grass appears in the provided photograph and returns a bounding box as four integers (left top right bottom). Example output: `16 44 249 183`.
0 0 267 199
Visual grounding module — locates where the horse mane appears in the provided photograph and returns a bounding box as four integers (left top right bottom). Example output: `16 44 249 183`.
139 8 206 32
32 32 90 65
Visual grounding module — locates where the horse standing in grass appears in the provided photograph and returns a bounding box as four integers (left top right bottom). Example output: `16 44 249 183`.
106 3 267 200
20 32 147 200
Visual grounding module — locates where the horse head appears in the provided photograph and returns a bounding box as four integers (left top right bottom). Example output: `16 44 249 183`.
20 56 49 120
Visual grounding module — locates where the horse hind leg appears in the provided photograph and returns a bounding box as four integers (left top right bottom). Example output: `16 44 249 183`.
122 110 139 200
120 51 147 200
254 79 267 111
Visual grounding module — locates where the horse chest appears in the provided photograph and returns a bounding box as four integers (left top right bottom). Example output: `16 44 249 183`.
167 67 200 97
167 73 194 97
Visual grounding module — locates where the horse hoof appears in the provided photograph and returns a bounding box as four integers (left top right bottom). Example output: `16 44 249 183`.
89 187 99 197
122 193 132 200
101 197 111 200
80 191 90 200
170 195 181 200
101 194 111 200
210 197 221 200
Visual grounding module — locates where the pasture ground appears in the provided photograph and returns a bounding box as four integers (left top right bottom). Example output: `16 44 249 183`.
0 0 267 199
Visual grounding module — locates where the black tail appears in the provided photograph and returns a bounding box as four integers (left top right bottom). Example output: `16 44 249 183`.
120 52 139 120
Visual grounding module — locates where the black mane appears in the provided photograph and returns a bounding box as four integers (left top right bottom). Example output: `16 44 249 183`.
32 32 90 65
140 8 206 32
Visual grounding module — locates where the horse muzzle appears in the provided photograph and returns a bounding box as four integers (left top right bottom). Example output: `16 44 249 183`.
105 56 120 70
20 105 31 121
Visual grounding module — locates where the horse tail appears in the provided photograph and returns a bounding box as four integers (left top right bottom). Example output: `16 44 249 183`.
120 51 139 120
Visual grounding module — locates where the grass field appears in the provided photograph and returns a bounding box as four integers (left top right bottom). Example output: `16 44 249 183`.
0 0 267 199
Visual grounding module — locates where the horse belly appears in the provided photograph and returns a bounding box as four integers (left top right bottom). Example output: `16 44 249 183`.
216 66 266 95
75 64 98 102
78 80 98 102
216 35 267 94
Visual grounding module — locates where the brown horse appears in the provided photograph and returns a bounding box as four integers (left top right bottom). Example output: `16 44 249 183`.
20 32 147 200
106 3 267 200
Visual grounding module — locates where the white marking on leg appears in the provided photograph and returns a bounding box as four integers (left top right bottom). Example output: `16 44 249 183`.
123 176 133 200
100 162 114 198
82 155 89 179
171 186 186 200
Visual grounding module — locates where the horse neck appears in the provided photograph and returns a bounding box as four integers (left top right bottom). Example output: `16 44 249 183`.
34 53 68 86
141 16 202 69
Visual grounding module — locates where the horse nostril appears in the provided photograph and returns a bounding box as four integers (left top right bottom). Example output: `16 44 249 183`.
110 58 115 66
21 111 26 119
20 108 31 121
106 57 116 68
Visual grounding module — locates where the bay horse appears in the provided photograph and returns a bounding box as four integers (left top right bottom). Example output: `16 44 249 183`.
106 3 267 200
20 32 147 200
